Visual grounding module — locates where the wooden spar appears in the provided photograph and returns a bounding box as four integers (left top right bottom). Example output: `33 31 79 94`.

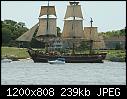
89 17 94 54
45 1 49 53
72 1 76 55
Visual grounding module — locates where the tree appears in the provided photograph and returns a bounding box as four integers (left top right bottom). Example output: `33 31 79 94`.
1 20 3 24
2 19 28 47
2 28 11 45
4 20 17 26
100 28 125 38
17 22 25 28
57 27 62 37
120 29 125 36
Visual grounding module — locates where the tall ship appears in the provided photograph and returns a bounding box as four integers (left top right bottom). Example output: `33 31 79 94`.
16 1 107 63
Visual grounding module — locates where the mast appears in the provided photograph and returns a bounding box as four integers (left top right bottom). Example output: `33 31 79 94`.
35 1 57 52
72 1 77 55
45 1 49 53
84 24 106 50
62 1 84 55
89 17 93 54
36 2 57 40
16 1 57 50
46 1 49 34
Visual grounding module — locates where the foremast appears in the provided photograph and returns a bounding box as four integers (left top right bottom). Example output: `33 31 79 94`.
36 1 57 53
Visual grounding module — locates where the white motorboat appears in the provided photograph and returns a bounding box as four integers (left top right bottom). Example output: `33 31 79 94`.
48 58 65 64
1 59 12 63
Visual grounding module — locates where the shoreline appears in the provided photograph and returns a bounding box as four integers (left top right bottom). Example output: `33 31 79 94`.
1 47 126 62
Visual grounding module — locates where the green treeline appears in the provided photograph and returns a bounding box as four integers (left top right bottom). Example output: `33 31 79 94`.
2 20 28 47
99 29 125 38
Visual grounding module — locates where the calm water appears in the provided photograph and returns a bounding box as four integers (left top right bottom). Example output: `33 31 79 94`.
1 59 126 85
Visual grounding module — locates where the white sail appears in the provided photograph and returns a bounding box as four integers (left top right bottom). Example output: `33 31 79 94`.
36 18 57 38
62 20 84 38
39 6 56 17
16 23 39 42
64 5 83 19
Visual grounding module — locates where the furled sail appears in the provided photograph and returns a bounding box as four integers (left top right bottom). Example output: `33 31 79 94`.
62 20 84 38
64 5 83 19
35 18 57 39
39 6 56 17
16 23 39 42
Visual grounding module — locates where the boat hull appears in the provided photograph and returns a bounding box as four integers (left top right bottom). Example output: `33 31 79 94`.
27 49 107 63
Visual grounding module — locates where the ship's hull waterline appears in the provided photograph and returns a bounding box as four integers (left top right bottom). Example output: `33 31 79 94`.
27 49 107 63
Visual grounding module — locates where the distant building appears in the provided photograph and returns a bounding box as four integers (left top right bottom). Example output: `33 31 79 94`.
104 36 125 50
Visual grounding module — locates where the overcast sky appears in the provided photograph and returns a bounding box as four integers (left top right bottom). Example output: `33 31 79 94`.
1 1 126 32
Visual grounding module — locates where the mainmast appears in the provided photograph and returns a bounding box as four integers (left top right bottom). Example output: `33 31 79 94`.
62 1 84 55
72 1 77 55
46 1 49 34
45 1 50 53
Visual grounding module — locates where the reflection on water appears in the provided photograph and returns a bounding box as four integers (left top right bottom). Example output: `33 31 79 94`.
1 59 126 85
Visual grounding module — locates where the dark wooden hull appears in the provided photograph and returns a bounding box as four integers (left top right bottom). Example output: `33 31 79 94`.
27 49 107 63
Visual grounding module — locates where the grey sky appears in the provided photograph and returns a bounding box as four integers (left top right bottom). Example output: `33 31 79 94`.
1 1 126 32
